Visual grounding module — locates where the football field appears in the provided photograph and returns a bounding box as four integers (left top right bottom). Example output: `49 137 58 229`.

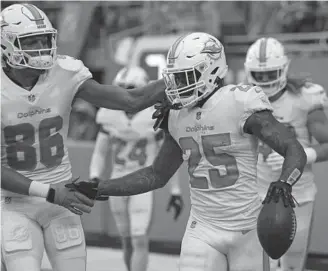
41 246 179 271
41 246 319 271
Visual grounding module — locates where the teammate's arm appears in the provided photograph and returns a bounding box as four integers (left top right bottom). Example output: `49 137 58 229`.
96 131 183 196
89 127 113 180
307 108 328 163
76 79 166 113
244 110 307 185
1 166 94 215
1 165 34 196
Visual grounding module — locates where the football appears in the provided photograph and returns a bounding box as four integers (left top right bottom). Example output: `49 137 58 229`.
257 195 297 260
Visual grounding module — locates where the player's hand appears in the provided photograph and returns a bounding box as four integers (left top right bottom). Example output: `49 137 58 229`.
152 97 181 131
152 98 171 131
166 194 184 220
65 177 108 201
263 180 296 208
266 152 284 171
46 178 95 215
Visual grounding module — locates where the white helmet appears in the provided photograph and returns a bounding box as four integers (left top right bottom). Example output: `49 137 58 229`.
113 66 149 88
1 3 57 70
163 32 228 108
245 37 290 97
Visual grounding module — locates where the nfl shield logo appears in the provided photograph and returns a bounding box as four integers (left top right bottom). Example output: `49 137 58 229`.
28 94 35 102
196 112 202 120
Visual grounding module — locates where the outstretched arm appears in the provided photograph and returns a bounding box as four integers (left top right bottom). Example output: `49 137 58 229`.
76 79 166 113
2 166 94 214
244 110 307 185
96 131 183 196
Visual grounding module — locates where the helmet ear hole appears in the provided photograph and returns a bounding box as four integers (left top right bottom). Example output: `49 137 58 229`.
210 67 219 75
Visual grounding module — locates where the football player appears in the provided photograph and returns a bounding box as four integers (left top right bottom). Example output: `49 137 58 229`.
1 3 166 271
245 37 328 271
69 32 307 271
89 66 183 271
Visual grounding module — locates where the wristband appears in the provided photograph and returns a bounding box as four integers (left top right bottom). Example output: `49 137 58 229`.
28 181 50 198
304 147 317 164
285 168 301 186
46 188 56 203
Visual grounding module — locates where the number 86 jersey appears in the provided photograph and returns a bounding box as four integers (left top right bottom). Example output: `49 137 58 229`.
1 56 92 197
168 85 273 231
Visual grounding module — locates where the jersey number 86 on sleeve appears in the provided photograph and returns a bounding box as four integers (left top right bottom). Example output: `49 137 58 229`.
180 133 239 189
4 116 64 171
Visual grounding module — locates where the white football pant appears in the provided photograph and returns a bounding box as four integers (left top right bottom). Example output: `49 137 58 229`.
179 213 269 271
109 191 153 237
1 196 86 271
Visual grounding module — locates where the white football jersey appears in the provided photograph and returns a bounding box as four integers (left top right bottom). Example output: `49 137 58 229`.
1 55 92 197
168 84 273 231
257 82 327 203
96 107 163 178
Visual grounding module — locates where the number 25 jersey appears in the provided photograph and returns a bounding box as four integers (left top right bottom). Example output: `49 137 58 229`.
1 56 92 197
96 107 162 178
168 85 273 231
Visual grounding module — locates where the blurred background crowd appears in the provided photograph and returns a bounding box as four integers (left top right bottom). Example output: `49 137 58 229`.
3 0 328 141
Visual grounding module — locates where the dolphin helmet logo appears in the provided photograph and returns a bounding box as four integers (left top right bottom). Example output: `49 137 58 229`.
201 38 223 60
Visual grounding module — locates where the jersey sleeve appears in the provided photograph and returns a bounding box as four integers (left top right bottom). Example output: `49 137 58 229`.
237 85 273 133
96 108 116 134
57 55 93 98
301 82 328 112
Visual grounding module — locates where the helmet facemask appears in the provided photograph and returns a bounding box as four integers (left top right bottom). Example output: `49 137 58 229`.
246 61 289 97
163 62 211 109
2 30 57 70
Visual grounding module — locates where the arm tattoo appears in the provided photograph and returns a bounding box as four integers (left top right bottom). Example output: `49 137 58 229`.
98 131 183 196
98 166 161 196
244 110 307 185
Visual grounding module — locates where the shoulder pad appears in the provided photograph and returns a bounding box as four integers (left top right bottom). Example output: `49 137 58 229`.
300 82 327 110
230 84 263 102
286 77 309 94
301 82 325 95
56 55 85 72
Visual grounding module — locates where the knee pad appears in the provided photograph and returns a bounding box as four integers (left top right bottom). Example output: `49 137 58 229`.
47 215 85 252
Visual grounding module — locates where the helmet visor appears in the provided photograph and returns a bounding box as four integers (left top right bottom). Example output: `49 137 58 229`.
250 69 282 85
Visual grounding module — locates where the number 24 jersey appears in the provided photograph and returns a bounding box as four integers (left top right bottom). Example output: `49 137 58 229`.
1 56 92 197
96 107 163 178
168 85 273 231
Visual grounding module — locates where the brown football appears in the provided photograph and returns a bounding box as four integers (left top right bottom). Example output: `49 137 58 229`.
257 196 297 259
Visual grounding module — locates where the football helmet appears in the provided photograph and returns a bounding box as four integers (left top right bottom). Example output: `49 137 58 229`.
113 66 149 88
163 32 228 108
245 37 290 97
1 3 57 69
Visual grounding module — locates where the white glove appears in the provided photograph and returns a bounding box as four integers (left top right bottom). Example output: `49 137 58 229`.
266 152 284 171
